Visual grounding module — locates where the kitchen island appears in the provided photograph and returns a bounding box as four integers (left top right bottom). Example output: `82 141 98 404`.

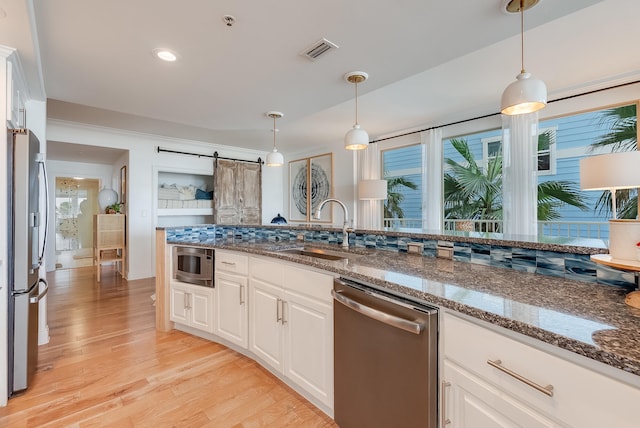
156 226 640 426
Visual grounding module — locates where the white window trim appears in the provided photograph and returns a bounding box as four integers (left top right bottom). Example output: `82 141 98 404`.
480 126 557 176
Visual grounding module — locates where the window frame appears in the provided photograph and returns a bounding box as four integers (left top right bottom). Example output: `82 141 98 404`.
480 126 557 176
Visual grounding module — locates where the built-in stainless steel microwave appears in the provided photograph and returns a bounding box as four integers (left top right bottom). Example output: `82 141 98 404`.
173 246 214 287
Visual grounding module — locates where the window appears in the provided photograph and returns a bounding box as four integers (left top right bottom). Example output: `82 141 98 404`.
378 101 637 239
481 127 557 175
381 144 422 229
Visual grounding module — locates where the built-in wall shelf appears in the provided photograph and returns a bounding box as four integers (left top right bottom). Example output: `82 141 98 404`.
154 168 215 228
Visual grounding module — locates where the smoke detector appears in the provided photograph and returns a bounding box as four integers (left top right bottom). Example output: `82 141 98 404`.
299 38 339 61
222 15 236 27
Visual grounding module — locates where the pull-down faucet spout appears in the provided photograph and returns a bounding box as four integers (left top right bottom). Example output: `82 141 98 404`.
314 198 350 248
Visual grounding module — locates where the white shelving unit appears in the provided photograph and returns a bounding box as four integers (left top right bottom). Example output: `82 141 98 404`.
155 170 214 226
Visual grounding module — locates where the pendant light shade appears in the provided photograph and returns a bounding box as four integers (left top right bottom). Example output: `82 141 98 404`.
501 0 546 115
501 72 547 115
344 71 369 150
265 111 284 167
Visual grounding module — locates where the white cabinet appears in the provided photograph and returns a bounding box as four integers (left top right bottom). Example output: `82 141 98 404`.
249 256 334 410
6 59 26 129
442 359 557 428
441 312 640 428
214 251 249 348
250 275 285 371
169 281 215 334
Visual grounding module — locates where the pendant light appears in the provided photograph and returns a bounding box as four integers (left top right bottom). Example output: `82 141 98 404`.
265 111 284 167
344 71 369 150
501 0 547 115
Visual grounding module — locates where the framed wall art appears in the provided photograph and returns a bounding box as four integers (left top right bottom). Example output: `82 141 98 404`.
120 165 127 205
289 153 333 223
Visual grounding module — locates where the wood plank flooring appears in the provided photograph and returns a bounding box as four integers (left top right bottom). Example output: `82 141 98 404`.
0 266 337 427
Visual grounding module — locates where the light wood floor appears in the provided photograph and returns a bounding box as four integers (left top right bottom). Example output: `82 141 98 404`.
0 266 337 427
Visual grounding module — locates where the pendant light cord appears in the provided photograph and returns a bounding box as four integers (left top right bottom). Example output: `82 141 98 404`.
520 0 525 73
354 79 360 126
272 115 277 150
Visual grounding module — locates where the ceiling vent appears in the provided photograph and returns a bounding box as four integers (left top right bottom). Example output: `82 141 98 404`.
300 38 339 61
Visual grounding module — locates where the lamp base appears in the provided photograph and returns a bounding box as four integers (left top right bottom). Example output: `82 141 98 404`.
608 220 640 261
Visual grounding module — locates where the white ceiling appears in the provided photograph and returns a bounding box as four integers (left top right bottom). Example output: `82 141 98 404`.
3 0 640 160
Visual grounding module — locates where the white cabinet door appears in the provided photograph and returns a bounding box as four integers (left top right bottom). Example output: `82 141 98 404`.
443 359 559 428
170 282 214 333
215 272 248 348
249 278 284 372
189 286 215 334
283 288 333 409
170 283 189 324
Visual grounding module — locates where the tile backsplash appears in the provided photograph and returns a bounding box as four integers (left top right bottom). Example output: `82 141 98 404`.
164 225 635 289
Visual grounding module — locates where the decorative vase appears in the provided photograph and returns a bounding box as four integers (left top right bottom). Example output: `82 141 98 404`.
98 188 118 211
608 220 640 261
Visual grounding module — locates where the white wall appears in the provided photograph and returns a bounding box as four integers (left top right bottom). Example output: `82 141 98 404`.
47 120 277 280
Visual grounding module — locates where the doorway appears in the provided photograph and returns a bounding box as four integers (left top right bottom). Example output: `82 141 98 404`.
54 177 100 269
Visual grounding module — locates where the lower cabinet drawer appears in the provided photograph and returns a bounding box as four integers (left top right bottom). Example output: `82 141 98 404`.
442 312 640 427
215 250 249 275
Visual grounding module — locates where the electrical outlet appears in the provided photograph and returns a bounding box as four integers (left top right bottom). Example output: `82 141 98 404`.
407 242 424 254
437 240 454 260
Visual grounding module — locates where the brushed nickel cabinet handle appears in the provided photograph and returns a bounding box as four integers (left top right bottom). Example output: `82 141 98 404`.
487 359 554 397
221 261 236 266
239 285 245 305
441 381 451 426
276 298 282 322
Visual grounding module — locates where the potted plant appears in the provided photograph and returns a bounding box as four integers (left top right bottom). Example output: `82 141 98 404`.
106 202 122 214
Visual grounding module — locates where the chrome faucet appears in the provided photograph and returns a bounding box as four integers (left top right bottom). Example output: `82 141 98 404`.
315 198 351 248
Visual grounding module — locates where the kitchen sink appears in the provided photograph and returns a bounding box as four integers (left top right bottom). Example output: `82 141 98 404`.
279 248 347 261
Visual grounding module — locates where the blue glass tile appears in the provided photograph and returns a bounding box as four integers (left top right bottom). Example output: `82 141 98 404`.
596 264 637 288
490 245 512 269
536 250 565 273
470 243 491 266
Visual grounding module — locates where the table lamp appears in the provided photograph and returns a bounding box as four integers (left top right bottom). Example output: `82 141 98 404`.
358 179 388 200
580 151 640 261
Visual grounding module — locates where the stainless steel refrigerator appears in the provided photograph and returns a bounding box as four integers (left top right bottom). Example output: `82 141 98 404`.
7 129 48 397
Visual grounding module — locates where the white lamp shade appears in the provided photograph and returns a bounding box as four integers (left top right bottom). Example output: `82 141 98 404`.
501 72 547 115
580 151 640 191
358 179 388 200
266 149 284 167
98 188 118 210
344 124 369 150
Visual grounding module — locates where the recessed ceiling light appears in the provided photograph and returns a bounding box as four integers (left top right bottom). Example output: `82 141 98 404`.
152 48 178 62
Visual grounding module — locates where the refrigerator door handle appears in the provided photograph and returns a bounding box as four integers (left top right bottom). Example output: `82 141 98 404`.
29 278 48 304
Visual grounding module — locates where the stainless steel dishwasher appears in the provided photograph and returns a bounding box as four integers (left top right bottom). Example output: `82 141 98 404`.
333 277 438 428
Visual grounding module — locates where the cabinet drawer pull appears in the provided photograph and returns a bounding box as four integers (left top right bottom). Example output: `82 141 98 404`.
487 359 554 397
221 261 236 266
441 381 451 426
276 298 282 322
239 285 245 305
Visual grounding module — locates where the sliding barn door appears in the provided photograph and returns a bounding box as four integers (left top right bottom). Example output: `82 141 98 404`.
213 159 262 224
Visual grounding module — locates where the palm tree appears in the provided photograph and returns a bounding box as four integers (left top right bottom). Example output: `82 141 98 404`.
444 138 502 223
384 176 417 220
589 104 638 218
444 138 587 228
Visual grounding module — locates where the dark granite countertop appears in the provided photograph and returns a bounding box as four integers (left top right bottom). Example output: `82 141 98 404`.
167 237 640 380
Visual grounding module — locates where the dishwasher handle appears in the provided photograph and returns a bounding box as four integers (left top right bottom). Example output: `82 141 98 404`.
332 289 424 335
